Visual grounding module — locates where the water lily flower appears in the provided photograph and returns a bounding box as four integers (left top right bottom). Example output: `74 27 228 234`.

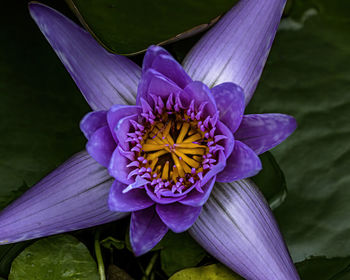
0 1 300 279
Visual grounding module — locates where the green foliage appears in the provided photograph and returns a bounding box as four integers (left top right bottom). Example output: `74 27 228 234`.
169 264 243 280
154 232 206 276
0 242 30 277
66 0 239 54
8 235 99 280
247 0 350 261
0 0 89 211
296 257 350 280
252 152 287 210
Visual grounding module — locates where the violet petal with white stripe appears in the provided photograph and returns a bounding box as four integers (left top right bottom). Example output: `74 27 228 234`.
29 2 141 110
182 0 286 104
189 179 300 280
0 151 128 244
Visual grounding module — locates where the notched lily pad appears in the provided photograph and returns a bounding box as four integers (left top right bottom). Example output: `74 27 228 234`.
8 235 99 280
66 0 239 55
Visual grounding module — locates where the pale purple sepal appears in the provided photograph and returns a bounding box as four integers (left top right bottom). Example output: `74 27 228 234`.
130 207 168 256
156 203 201 233
182 0 286 104
212 83 245 133
108 180 154 212
189 179 300 280
216 140 262 182
0 151 128 245
29 3 141 110
235 114 297 155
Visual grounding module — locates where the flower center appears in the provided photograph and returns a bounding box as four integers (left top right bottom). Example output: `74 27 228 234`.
125 95 222 197
141 113 208 185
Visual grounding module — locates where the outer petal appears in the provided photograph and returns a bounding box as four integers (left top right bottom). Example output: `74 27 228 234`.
80 110 107 139
189 179 300 280
0 151 128 244
179 176 216 207
212 83 245 133
29 3 141 110
235 114 297 155
86 126 116 167
156 203 201 233
183 0 286 104
149 53 192 89
216 140 262 182
130 207 168 256
108 180 154 212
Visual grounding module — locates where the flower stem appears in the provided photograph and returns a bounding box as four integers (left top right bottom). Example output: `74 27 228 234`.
94 230 106 280
141 252 159 280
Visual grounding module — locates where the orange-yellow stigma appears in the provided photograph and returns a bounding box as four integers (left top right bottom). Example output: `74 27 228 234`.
141 113 207 186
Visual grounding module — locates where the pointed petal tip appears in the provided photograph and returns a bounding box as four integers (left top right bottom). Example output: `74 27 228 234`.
29 2 141 110
130 207 168 256
189 179 300 280
0 151 128 244
183 0 287 104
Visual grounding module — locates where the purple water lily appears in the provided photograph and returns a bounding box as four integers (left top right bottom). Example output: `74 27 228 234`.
0 1 300 279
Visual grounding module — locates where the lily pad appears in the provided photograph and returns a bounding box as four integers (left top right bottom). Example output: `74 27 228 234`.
154 231 206 277
247 0 350 261
169 264 243 280
252 152 287 210
296 257 350 280
8 235 99 280
66 0 239 55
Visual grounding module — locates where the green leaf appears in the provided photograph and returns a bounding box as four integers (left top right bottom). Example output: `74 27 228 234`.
252 152 287 210
0 242 30 278
8 235 99 280
154 231 206 277
246 0 350 261
169 264 243 280
296 257 350 280
0 1 89 210
66 0 239 55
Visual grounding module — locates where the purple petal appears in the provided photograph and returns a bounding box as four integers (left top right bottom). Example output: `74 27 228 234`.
108 180 154 212
146 46 192 88
86 126 116 167
216 121 235 158
183 0 286 104
189 179 300 280
235 114 297 155
130 207 168 256
136 69 183 105
142 45 170 72
115 114 138 151
80 110 107 139
107 104 141 142
145 186 185 204
179 176 216 207
108 146 133 185
29 3 141 110
183 81 217 116
217 140 262 182
212 83 245 133
201 150 226 186
156 203 201 233
0 151 128 244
